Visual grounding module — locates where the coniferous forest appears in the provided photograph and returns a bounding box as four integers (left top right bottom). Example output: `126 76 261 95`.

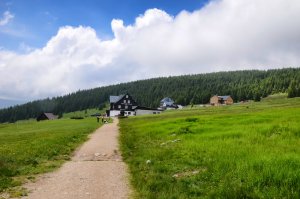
0 68 299 123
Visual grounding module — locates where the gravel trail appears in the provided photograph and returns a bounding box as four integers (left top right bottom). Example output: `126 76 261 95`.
23 118 130 199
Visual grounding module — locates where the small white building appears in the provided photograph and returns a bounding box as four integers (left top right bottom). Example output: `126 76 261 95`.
135 106 161 116
160 97 175 107
160 97 180 109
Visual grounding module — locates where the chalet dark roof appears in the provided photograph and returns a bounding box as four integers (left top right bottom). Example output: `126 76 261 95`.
109 95 124 103
43 113 57 119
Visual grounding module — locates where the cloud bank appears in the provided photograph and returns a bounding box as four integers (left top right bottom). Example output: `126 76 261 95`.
1 0 300 100
0 11 14 26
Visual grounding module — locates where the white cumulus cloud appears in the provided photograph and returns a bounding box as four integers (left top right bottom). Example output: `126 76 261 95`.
0 0 300 101
0 11 14 26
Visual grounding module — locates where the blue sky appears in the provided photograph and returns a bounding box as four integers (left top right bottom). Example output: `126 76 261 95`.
0 0 209 51
0 0 299 108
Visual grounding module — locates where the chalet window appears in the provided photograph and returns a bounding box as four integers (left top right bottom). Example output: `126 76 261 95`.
125 105 128 109
128 100 130 103
118 105 121 109
126 95 128 98
124 100 126 103
128 112 131 115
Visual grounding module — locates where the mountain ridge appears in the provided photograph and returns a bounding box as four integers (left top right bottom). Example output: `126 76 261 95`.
0 68 299 123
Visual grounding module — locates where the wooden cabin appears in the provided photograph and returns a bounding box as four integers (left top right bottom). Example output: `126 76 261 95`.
37 113 58 121
210 95 233 106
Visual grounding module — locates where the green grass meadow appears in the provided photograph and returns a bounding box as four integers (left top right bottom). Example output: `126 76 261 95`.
120 96 300 198
0 117 101 194
62 108 105 118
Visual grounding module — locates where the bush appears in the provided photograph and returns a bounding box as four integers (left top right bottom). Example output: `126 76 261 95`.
70 116 84 120
185 117 198 122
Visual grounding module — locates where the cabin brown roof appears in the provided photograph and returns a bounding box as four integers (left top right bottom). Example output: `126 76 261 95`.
43 113 58 119
37 112 58 121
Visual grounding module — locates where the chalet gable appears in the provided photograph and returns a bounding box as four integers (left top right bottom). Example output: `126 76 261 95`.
109 93 138 111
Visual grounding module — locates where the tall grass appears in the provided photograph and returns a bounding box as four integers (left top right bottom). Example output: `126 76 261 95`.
0 118 101 192
120 97 300 198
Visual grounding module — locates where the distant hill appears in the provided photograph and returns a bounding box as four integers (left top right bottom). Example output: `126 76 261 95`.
0 68 299 123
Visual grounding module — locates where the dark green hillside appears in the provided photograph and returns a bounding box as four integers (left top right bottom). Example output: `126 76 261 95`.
0 68 299 123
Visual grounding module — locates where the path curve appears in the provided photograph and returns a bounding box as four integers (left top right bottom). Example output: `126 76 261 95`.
23 118 130 199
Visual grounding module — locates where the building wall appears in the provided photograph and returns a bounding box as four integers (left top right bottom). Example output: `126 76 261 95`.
124 111 135 116
109 110 136 117
225 97 233 105
210 95 219 105
136 109 161 116
109 110 121 117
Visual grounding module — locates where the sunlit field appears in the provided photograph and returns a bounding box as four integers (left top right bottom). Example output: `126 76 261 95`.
0 118 101 194
120 96 300 198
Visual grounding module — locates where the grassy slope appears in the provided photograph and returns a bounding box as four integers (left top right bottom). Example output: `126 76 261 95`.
63 108 101 118
62 105 109 118
120 96 300 198
0 118 101 193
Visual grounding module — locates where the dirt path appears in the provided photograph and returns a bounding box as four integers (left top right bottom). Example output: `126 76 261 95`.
23 118 130 199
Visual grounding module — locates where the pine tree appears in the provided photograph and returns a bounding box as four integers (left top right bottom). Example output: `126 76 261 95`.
288 79 300 98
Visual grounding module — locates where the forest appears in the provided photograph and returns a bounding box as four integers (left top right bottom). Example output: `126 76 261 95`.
0 68 299 123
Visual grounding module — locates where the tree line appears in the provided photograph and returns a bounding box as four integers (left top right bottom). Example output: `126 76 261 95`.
0 68 299 123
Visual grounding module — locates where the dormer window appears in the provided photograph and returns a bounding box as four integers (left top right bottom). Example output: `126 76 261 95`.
126 95 128 98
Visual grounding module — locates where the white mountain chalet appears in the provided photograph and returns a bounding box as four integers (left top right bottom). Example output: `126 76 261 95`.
108 93 161 117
